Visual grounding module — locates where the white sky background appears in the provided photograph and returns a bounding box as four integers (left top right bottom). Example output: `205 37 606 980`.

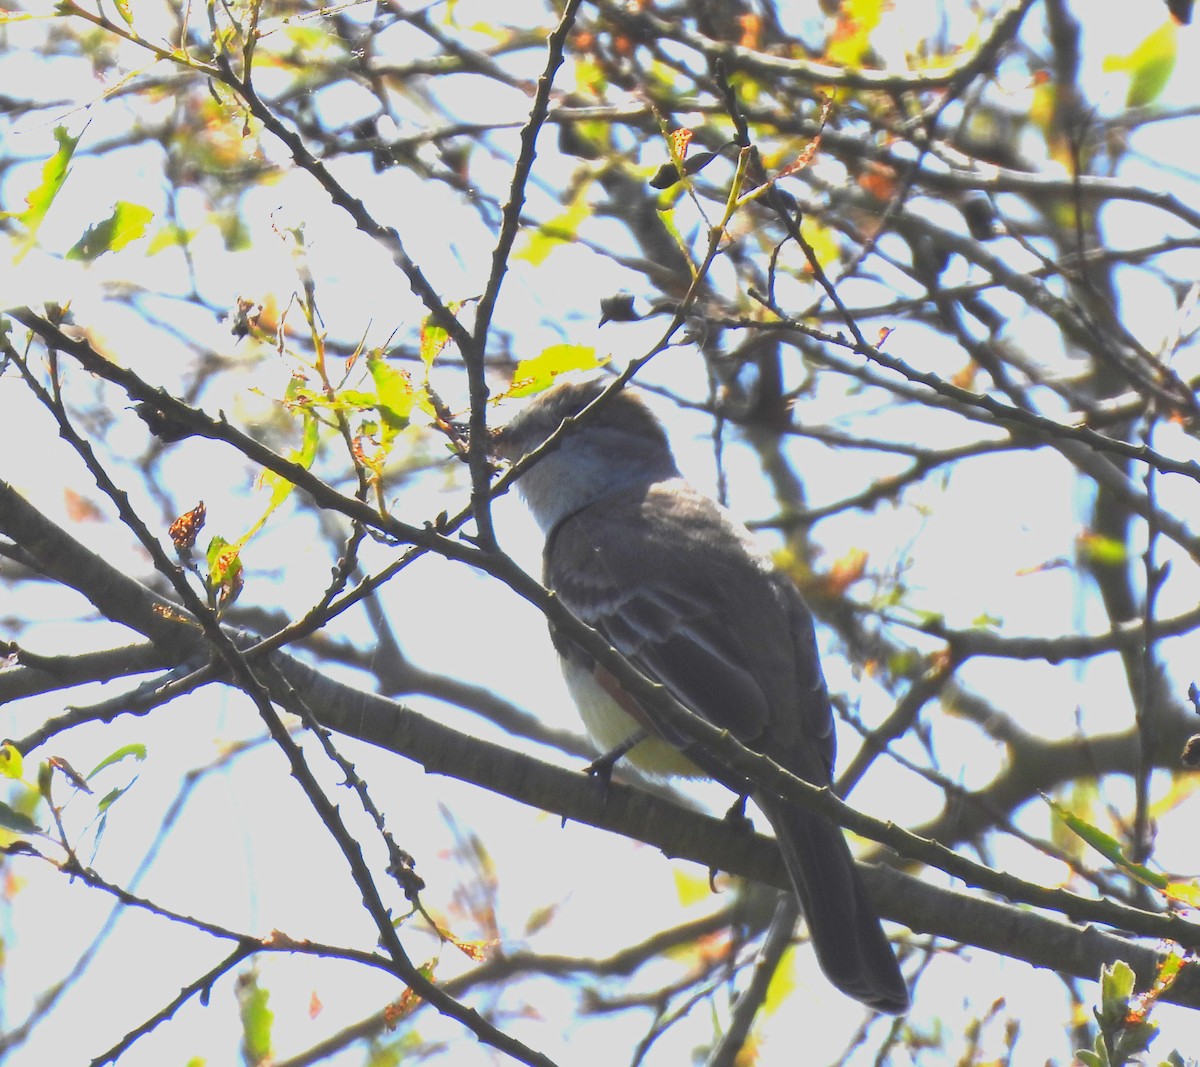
3 1 1200 1065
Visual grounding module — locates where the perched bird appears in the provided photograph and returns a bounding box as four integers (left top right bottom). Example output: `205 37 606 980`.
493 376 909 1014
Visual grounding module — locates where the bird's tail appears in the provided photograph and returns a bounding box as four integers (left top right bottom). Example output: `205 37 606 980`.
757 795 909 1014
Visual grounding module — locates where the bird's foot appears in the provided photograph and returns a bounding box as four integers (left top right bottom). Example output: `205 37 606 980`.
706 795 753 892
584 732 645 795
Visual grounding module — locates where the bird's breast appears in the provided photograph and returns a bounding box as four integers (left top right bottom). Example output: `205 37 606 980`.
559 654 704 780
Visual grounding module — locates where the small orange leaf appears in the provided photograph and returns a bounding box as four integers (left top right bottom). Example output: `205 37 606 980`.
693 929 735 968
951 361 977 390
668 127 694 161
383 996 410 1029
775 94 834 182
169 501 207 551
64 489 103 523
857 163 897 202
448 934 496 963
821 547 868 597
738 13 761 49
386 962 436 1027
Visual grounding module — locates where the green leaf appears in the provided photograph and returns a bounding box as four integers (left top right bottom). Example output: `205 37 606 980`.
67 201 154 261
298 410 320 467
418 300 467 373
241 377 323 544
111 0 134 26
653 196 697 277
6 126 81 262
0 743 23 780
1114 1020 1159 1060
1046 797 1168 891
217 211 251 252
1101 959 1137 1008
649 150 722 190
0 799 40 835
87 742 147 779
96 784 133 814
507 344 607 398
237 970 274 1066
367 355 420 440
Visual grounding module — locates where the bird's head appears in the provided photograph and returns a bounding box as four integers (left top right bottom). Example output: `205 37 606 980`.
492 375 679 532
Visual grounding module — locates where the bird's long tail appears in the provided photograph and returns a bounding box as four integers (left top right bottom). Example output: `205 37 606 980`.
757 795 909 1014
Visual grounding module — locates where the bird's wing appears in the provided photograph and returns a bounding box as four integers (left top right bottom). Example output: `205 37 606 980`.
544 479 835 784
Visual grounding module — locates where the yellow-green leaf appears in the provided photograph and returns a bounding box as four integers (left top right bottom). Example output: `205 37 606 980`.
506 344 607 398
420 318 450 371
798 216 840 273
207 535 243 590
6 126 80 262
146 222 194 255
654 197 697 278
367 355 419 440
1104 20 1177 108
242 378 323 544
0 743 23 780
763 945 797 1016
67 201 154 261
515 181 592 267
1076 532 1128 567
672 868 712 908
87 743 147 779
1164 881 1200 908
825 0 885 67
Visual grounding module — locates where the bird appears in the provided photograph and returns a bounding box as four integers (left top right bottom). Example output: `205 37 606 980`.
492 375 909 1014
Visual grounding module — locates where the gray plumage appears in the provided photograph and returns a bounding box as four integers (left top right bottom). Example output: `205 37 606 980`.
494 376 909 1014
